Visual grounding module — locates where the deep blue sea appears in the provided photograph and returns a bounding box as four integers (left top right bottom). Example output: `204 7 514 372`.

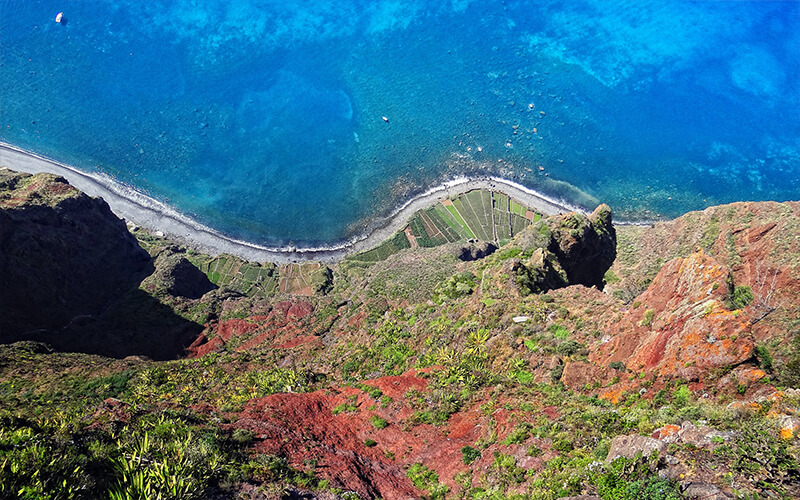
2 0 798 246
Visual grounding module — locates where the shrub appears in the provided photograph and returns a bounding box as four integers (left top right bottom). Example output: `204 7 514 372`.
332 402 358 415
609 361 627 372
502 425 531 445
641 309 655 327
461 445 481 464
754 345 773 371
406 463 448 498
548 324 570 339
433 272 477 304
370 415 389 429
556 340 584 356
729 285 754 310
551 364 564 382
591 456 681 500
673 385 691 408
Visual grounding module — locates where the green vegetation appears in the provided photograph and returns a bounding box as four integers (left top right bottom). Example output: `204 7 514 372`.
590 455 681 500
641 308 655 327
729 285 755 310
4 183 800 500
432 271 477 304
191 254 277 296
370 415 389 429
349 230 411 262
461 445 481 464
406 463 449 499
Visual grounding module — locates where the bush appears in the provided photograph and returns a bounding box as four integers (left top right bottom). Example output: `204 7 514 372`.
591 456 681 500
556 340 584 356
370 415 389 429
332 402 358 415
548 324 571 339
641 309 655 327
754 345 773 371
609 361 627 372
673 385 691 408
461 445 481 464
551 364 564 382
729 285 754 310
432 272 477 304
502 424 531 445
406 463 448 498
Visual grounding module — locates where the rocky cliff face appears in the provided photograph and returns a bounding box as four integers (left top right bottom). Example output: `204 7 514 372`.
0 170 150 338
0 170 205 359
511 203 616 293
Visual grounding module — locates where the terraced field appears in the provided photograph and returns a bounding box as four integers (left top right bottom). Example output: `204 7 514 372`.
192 254 278 296
278 261 333 295
350 189 541 261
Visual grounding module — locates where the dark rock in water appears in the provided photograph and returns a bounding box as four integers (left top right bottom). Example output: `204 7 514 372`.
513 204 616 293
457 241 498 261
0 170 150 338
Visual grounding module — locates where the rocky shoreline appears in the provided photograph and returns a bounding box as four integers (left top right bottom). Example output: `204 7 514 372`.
0 142 588 264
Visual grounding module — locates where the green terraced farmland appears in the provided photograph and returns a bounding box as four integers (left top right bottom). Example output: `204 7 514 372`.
193 254 277 296
349 231 411 262
348 189 541 262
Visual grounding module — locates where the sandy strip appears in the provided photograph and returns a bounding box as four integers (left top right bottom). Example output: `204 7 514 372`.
1 142 585 264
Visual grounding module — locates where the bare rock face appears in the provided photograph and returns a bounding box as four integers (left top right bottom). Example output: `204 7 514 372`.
513 204 616 293
0 170 150 339
606 434 666 462
594 249 754 379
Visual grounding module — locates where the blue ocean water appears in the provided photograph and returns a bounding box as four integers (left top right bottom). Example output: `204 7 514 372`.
1 0 798 246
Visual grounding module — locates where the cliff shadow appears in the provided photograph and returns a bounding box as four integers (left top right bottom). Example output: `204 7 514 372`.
7 286 205 361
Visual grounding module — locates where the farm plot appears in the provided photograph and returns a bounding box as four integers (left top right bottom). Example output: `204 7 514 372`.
194 254 277 296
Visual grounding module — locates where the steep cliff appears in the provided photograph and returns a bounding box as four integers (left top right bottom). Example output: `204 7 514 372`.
0 169 150 337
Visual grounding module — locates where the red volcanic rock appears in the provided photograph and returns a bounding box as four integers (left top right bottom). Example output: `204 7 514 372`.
273 335 319 349
595 249 754 379
272 301 294 318
186 334 223 358
360 374 427 400
612 201 800 346
217 319 261 341
287 301 314 320
234 391 420 500
229 372 550 498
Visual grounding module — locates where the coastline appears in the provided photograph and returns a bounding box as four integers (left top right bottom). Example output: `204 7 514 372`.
1 141 588 264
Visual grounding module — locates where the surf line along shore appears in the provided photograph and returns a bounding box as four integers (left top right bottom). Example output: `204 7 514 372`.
0 142 585 264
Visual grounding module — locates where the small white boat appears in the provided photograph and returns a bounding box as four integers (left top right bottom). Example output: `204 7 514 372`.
55 12 63 23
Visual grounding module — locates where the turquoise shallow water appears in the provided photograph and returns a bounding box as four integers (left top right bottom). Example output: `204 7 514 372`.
1 0 798 246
